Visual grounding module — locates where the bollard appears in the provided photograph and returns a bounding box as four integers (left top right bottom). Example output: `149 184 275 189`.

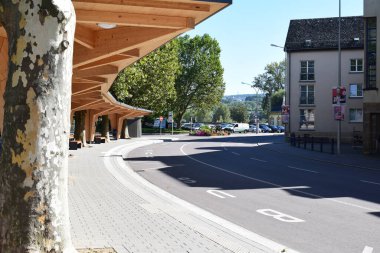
331 138 335 154
311 137 314 151
297 136 301 148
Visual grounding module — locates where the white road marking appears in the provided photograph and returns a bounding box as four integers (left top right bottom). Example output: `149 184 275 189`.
288 166 319 174
361 180 380 186
362 246 373 253
257 209 305 223
250 157 267 163
231 152 240 156
207 190 236 199
180 144 379 212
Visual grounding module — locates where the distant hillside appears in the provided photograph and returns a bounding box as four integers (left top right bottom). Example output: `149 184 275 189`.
223 94 263 102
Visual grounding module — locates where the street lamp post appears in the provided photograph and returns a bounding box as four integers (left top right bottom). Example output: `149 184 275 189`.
337 0 342 155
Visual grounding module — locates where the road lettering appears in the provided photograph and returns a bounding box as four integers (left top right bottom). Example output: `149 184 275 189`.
257 209 304 223
178 177 197 184
362 246 373 253
207 190 236 199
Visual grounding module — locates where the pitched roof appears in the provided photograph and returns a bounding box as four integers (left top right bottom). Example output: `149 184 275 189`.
285 16 364 52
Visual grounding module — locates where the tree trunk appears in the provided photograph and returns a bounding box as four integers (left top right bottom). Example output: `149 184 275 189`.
120 119 129 139
74 110 86 147
0 1 76 252
101 115 110 142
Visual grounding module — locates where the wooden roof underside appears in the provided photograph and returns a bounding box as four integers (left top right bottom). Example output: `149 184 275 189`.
0 0 230 117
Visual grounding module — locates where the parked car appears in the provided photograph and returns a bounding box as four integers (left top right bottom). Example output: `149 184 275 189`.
224 123 249 133
222 123 234 132
268 125 281 133
277 125 285 132
181 123 192 130
191 123 204 130
259 124 272 133
248 125 261 133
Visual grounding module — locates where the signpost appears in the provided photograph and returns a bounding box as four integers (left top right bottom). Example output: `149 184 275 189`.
159 116 163 135
168 111 173 135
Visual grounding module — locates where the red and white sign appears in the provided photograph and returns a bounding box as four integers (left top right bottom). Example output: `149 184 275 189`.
332 87 346 104
333 105 345 121
281 105 290 124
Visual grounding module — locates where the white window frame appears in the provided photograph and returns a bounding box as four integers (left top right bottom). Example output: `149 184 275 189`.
349 83 363 97
349 108 363 122
300 60 315 81
300 84 315 105
350 59 363 72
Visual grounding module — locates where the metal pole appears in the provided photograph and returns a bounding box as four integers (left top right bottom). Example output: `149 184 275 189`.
337 0 341 154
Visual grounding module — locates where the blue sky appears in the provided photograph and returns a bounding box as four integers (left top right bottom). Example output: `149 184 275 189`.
186 0 363 96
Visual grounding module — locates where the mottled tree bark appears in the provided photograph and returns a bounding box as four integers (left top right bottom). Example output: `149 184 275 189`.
0 1 76 252
74 110 86 147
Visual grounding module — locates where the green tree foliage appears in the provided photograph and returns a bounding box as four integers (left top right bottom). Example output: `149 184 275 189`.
110 40 180 116
212 103 231 123
229 102 249 123
252 61 285 119
173 34 225 126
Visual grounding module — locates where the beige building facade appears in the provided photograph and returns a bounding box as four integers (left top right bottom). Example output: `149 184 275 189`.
363 0 380 154
285 17 364 143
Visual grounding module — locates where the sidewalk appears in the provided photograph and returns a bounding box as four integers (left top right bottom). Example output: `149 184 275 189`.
258 137 380 171
68 137 295 253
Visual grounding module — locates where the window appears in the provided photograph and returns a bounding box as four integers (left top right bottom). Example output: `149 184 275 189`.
350 59 363 72
300 85 315 105
299 109 315 130
349 84 363 97
349 108 363 122
300 61 315 81
366 17 377 89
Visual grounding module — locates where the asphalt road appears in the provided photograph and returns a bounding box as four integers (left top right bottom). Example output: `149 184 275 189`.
125 134 380 253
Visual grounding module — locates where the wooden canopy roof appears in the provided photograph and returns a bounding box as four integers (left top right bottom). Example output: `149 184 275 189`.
0 0 231 118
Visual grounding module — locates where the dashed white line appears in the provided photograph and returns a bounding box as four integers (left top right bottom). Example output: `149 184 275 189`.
180 144 379 212
231 152 241 156
250 157 267 163
362 246 373 253
288 166 319 174
360 180 380 186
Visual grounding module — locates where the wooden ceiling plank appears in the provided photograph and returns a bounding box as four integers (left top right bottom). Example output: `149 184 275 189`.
71 99 104 111
118 48 140 57
74 24 95 49
77 54 131 70
73 26 175 67
74 76 108 84
77 10 195 29
74 65 119 78
73 0 211 12
72 84 101 95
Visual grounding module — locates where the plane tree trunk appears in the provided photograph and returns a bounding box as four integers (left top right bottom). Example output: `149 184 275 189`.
0 1 76 252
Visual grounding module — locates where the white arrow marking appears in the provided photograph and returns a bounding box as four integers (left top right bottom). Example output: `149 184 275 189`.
257 209 305 223
288 166 319 174
362 246 373 253
250 157 267 163
361 180 380 186
207 190 236 199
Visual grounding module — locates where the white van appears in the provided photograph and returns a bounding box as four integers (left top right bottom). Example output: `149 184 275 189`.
232 123 249 133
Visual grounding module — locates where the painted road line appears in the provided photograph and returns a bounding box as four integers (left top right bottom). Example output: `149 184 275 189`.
207 190 236 199
362 246 373 253
250 157 267 163
361 180 380 186
257 209 304 223
180 143 379 212
231 152 240 156
288 166 319 174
